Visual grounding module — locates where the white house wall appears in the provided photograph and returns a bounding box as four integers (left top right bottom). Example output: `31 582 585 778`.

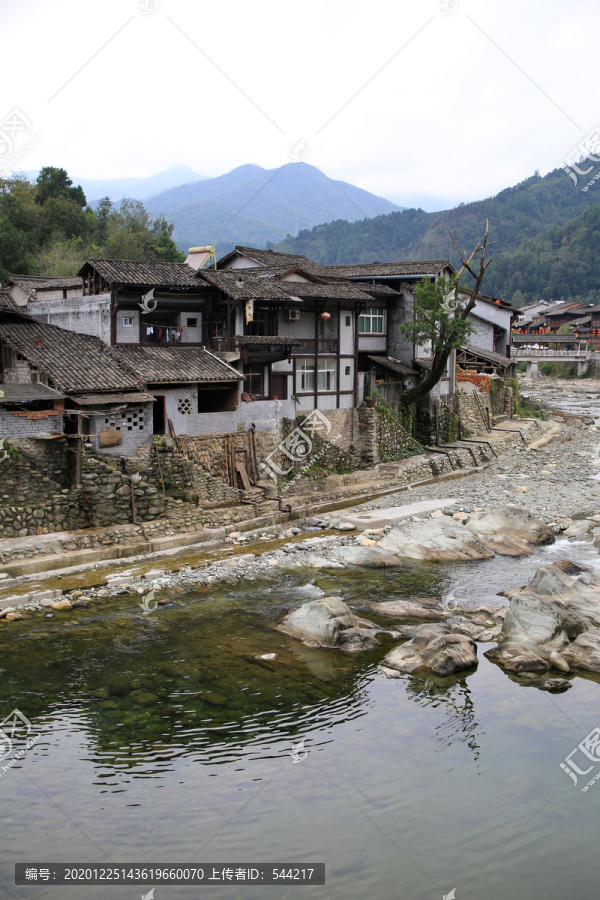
27 294 111 344
340 310 354 353
159 395 296 435
91 402 154 456
468 317 494 351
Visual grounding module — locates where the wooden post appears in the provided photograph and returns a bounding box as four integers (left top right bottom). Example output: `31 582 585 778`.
130 478 137 524
75 430 82 488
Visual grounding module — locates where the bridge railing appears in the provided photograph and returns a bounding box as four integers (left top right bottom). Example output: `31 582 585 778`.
511 348 591 357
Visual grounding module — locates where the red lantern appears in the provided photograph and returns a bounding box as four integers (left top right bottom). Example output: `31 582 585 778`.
320 311 331 320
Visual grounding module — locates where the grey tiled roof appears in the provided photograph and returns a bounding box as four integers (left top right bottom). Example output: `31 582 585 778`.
461 344 512 368
217 246 312 268
227 263 332 279
79 259 202 288
200 269 397 303
322 260 451 277
279 281 379 301
197 270 297 300
366 355 415 377
7 274 83 291
73 392 156 405
0 383 66 402
0 318 141 394
111 346 243 384
0 290 20 312
359 285 401 298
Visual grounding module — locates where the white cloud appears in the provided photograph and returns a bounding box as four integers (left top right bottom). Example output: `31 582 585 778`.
3 0 599 207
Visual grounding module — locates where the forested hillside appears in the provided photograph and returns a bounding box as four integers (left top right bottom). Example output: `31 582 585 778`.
0 168 183 282
273 165 600 304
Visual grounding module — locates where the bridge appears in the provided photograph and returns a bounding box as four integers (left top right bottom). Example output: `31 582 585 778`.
511 335 595 378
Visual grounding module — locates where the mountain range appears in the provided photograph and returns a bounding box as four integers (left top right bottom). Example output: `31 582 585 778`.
143 163 402 254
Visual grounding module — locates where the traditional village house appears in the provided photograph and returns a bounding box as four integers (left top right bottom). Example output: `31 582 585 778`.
0 290 154 455
3 274 84 307
76 259 246 436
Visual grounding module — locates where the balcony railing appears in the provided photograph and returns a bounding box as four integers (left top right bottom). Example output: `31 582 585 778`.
296 339 338 354
209 337 238 352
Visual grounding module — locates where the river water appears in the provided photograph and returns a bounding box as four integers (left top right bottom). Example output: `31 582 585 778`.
2 540 600 900
3 384 600 900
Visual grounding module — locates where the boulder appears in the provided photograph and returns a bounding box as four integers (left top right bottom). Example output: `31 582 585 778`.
380 624 478 677
278 596 387 652
540 678 572 693
563 519 595 538
479 534 533 557
329 545 403 568
486 563 600 675
370 599 450 621
377 517 493 562
51 599 72 611
562 629 600 673
466 506 553 544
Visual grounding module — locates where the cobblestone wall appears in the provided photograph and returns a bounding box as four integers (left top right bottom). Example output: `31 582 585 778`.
0 446 166 537
455 391 492 436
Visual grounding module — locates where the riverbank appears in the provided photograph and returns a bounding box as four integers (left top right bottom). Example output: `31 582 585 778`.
3 409 599 627
0 420 540 600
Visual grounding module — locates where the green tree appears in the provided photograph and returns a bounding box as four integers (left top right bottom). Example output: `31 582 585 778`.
399 223 492 408
557 323 573 334
105 199 184 261
35 167 86 207
512 289 525 308
95 196 112 245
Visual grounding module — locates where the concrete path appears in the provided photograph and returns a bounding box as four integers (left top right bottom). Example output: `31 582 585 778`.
338 499 456 531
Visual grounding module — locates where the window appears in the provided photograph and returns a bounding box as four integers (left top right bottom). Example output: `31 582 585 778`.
317 358 336 391
104 407 146 431
297 358 336 392
358 308 386 334
186 318 197 328
297 358 315 392
345 315 351 327
244 365 265 397
246 310 268 336
345 366 351 376
123 316 134 326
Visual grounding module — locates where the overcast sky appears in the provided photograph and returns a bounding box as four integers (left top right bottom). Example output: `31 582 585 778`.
1 0 598 210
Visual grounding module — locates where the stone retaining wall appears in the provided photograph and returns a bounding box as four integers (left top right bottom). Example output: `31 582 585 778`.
0 448 166 538
455 391 493 436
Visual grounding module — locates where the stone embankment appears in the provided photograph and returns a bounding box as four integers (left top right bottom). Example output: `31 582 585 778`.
0 418 546 575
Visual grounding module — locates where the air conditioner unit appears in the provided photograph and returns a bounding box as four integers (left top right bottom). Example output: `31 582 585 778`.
286 309 300 321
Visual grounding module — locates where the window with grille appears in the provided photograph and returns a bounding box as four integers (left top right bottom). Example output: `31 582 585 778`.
177 397 192 414
358 308 386 334
103 407 146 431
244 366 264 396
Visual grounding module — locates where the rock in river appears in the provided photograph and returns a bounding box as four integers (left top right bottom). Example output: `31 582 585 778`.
486 562 600 675
370 599 450 621
377 517 493 562
330 545 403 568
466 506 553 545
279 596 389 652
380 624 478 677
